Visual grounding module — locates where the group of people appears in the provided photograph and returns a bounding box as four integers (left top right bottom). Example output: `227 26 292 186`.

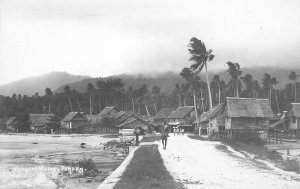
173 127 184 136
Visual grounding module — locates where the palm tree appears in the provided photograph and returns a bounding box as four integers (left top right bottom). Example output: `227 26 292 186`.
180 67 201 125
289 71 298 103
271 77 280 113
86 83 95 115
151 86 160 115
210 75 223 105
262 73 272 103
64 85 73 112
226 62 242 98
241 73 254 98
188 37 215 110
175 84 182 107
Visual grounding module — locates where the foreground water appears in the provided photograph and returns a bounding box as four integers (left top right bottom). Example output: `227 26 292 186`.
0 134 125 189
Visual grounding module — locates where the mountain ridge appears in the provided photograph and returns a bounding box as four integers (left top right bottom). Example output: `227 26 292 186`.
1 66 299 96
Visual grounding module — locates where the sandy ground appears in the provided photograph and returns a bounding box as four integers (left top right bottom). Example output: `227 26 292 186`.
0 134 123 189
156 135 300 189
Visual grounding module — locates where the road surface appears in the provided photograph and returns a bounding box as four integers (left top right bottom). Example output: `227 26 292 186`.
157 135 300 189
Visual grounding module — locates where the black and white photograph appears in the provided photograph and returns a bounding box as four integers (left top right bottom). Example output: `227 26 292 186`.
0 0 300 188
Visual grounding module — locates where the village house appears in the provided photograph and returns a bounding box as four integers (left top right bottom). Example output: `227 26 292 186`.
198 97 275 137
115 111 153 134
152 108 174 132
167 106 196 132
98 106 119 118
61 112 87 133
268 103 300 138
5 117 18 132
197 103 224 135
29 113 60 134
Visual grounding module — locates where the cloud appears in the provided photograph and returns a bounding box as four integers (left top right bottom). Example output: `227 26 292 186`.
0 0 300 85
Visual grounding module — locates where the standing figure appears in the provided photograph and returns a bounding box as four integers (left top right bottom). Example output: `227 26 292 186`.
134 127 140 146
161 121 169 150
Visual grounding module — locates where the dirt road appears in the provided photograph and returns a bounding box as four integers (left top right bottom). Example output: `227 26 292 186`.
158 135 300 189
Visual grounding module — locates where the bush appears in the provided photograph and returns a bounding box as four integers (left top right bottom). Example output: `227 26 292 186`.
72 158 100 177
232 129 263 146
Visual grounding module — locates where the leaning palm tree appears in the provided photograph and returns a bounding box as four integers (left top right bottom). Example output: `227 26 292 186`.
188 37 215 110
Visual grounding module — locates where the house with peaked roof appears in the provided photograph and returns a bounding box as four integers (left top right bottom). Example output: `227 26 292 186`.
152 108 174 131
29 113 60 134
61 112 87 133
224 97 275 131
98 106 119 118
285 103 300 130
115 111 153 133
197 97 276 136
167 106 196 132
268 103 300 132
197 103 224 135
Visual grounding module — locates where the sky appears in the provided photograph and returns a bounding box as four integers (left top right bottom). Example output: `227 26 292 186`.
0 0 300 85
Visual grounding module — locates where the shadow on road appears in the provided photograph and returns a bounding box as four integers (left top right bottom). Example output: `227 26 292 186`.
113 144 186 189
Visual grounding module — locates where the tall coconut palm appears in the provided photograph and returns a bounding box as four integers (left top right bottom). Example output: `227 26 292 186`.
241 73 254 98
180 67 201 125
262 73 272 104
226 62 242 98
64 85 73 112
289 71 298 103
271 77 280 113
188 37 215 110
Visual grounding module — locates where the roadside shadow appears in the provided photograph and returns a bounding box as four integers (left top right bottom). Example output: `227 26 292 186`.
113 144 186 189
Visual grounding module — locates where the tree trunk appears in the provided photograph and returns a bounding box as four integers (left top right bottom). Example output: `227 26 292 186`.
145 104 151 117
236 80 239 98
269 86 272 105
218 82 221 104
295 82 297 103
131 98 135 111
89 95 92 115
274 88 280 113
68 97 73 112
153 102 158 115
48 104 51 114
193 90 198 128
204 63 213 110
200 89 204 112
77 97 81 111
178 94 182 106
98 98 101 113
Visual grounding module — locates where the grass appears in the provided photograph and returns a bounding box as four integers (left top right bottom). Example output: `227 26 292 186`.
113 144 186 189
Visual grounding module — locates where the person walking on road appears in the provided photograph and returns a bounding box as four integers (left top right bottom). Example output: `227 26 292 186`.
161 121 169 150
134 127 140 146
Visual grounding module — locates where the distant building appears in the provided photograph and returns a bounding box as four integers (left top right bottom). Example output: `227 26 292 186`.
98 106 119 118
5 117 18 131
167 106 196 132
29 113 60 134
152 108 174 131
115 111 153 133
61 112 87 133
268 103 300 132
197 103 224 135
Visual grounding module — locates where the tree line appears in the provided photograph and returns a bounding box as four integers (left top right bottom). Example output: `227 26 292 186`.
0 37 299 119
